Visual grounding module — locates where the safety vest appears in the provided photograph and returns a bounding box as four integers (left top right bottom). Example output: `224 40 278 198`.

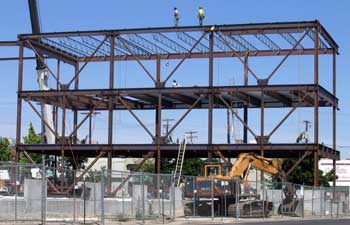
198 9 204 17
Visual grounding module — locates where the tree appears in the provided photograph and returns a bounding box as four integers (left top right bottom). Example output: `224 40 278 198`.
276 157 334 186
273 132 336 187
20 123 87 169
0 137 11 161
20 123 42 164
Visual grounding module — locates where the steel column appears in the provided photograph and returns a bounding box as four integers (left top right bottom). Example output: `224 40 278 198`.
260 89 265 183
15 41 24 162
54 60 60 143
243 55 248 143
154 57 165 172
208 31 214 160
108 35 115 192
332 50 337 191
60 94 66 192
156 94 162 174
313 26 319 187
73 62 79 144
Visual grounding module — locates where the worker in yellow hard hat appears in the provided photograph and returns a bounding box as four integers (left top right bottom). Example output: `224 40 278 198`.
198 6 205 26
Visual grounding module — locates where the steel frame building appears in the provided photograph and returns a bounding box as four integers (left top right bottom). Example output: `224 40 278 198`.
6 20 339 187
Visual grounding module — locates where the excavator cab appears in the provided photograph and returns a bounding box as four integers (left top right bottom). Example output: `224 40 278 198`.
203 163 232 177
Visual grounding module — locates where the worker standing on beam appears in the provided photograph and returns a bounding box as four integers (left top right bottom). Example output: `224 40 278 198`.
174 7 179 27
198 6 205 26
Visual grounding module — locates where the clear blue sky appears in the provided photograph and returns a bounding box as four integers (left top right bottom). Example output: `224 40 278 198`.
0 0 349 158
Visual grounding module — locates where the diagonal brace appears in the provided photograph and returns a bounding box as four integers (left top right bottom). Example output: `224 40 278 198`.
118 37 156 84
286 151 312 177
25 99 59 139
76 151 106 182
217 94 257 138
163 32 208 84
67 36 108 87
111 151 154 196
266 29 310 81
267 92 311 139
22 150 61 194
26 40 62 85
118 96 155 139
68 97 106 138
164 95 203 140
216 32 260 81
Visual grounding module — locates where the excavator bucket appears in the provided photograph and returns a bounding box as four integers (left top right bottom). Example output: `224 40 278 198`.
228 200 274 218
278 198 303 217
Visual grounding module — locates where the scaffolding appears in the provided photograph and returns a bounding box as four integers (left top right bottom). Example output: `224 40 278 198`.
0 20 339 188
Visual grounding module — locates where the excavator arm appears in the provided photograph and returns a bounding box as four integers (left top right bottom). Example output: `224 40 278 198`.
214 153 282 181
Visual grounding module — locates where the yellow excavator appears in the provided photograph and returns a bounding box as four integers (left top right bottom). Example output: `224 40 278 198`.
183 153 302 217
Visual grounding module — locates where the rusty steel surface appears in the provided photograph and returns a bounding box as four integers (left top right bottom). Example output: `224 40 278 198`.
14 21 337 64
19 84 337 110
11 20 339 186
16 143 339 159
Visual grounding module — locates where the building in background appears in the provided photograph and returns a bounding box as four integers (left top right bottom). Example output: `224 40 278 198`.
319 158 350 186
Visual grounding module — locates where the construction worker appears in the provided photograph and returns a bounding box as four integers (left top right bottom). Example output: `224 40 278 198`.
198 6 205 26
172 80 178 87
174 7 179 27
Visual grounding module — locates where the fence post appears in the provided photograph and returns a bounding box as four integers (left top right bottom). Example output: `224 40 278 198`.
141 172 145 224
101 170 105 225
161 178 165 224
41 156 46 225
193 177 196 217
311 186 314 216
280 181 284 217
235 180 239 220
171 172 175 220
15 164 18 221
94 173 96 216
262 181 265 219
73 170 76 223
211 175 214 220
301 184 305 218
121 171 125 217
83 177 86 224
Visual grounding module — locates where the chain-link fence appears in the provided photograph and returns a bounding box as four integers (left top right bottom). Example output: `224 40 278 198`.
1 162 349 224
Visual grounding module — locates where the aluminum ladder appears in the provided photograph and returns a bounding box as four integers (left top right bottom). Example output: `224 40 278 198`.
174 138 187 187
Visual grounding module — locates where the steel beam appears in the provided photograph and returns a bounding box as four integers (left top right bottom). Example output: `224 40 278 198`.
164 95 203 140
67 36 108 87
218 95 257 138
266 30 309 81
26 100 59 139
26 40 62 84
108 35 115 192
286 151 312 177
76 48 334 62
118 96 154 139
208 31 214 160
76 151 106 182
111 151 154 196
332 50 337 192
15 41 24 162
118 37 156 84
163 32 207 84
313 27 319 187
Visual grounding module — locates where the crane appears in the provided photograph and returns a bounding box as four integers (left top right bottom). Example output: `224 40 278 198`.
28 0 55 144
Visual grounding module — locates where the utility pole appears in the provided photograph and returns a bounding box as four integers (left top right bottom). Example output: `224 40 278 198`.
81 112 100 144
303 120 311 143
185 131 198 144
162 118 174 136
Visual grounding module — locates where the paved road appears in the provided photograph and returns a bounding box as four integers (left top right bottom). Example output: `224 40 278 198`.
222 219 350 225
